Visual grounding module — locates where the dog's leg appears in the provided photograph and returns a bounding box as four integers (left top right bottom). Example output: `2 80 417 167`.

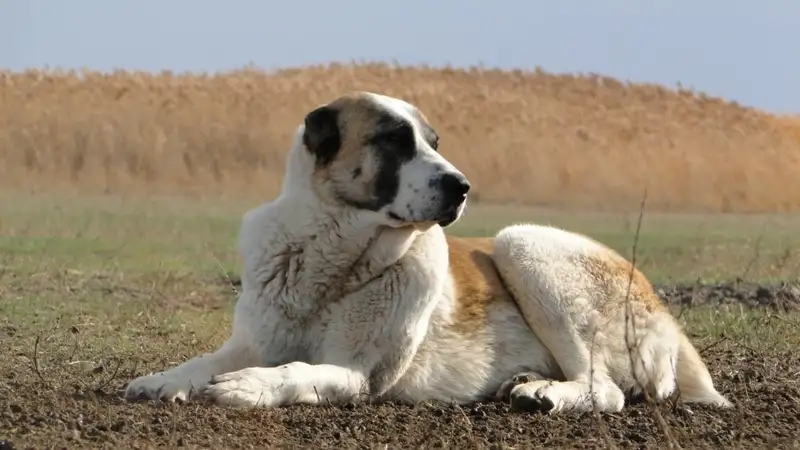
502 311 625 414
125 336 258 403
492 226 626 414
204 362 367 408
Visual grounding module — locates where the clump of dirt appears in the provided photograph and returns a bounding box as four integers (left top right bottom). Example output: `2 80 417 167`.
655 280 800 311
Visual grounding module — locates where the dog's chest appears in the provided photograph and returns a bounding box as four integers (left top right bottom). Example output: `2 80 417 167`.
245 297 325 366
241 223 450 366
244 257 354 365
248 244 334 315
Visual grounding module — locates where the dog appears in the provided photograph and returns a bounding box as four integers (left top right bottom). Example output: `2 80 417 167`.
125 91 732 413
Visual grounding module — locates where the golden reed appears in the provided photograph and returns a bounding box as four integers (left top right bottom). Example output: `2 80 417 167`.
1 63 798 212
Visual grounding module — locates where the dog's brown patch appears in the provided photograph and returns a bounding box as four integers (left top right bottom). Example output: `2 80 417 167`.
310 93 384 204
446 233 665 332
446 236 515 334
580 248 665 313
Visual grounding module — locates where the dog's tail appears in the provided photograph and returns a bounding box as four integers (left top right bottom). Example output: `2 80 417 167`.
675 332 732 407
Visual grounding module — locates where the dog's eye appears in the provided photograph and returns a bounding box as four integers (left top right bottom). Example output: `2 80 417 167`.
377 128 414 147
430 136 439 151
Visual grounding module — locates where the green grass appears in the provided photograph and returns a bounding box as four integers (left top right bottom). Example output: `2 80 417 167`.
2 194 800 284
2 192 798 360
2 193 800 344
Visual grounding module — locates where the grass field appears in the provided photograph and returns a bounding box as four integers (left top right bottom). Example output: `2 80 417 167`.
2 194 800 283
1 64 800 448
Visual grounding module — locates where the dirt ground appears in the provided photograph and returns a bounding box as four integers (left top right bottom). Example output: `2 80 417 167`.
655 281 800 312
2 283 799 450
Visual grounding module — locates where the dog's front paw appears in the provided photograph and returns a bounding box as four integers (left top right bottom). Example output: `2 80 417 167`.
125 371 208 403
204 367 290 408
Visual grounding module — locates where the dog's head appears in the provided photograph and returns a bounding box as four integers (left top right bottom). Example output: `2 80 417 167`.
294 91 470 228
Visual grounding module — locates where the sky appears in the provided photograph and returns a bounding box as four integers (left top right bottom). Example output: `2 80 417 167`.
1 0 798 114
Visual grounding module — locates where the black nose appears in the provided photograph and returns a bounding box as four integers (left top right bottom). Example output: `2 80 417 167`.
439 172 471 199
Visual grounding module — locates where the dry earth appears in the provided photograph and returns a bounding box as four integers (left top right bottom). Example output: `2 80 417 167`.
1 283 799 449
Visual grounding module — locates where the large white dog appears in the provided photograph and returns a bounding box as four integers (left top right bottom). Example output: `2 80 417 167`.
125 92 732 414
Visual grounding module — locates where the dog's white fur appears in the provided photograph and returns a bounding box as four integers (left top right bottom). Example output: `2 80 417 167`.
125 92 731 413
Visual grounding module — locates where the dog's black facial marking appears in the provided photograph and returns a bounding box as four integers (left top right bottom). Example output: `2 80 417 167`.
370 117 416 161
303 105 341 168
352 167 362 179
368 113 418 211
371 152 403 211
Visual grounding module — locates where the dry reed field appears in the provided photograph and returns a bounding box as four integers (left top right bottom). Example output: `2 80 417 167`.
2 64 800 449
1 63 800 212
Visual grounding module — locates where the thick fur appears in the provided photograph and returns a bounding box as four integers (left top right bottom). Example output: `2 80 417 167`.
125 92 731 413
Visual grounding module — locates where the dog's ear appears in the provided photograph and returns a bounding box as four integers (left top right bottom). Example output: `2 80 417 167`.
303 105 341 168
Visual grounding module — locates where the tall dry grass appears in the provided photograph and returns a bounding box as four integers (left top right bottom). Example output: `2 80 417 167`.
1 63 799 212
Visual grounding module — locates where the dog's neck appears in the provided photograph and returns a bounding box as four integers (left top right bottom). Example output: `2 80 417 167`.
253 207 420 318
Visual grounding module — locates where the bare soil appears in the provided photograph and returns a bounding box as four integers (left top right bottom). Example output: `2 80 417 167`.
655 280 800 311
2 283 799 449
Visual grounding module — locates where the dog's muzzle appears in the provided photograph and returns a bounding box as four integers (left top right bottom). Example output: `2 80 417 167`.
435 172 470 226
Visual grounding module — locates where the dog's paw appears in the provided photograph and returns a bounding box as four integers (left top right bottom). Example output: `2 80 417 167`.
203 367 289 408
509 380 625 414
125 371 207 403
509 380 559 413
495 371 549 401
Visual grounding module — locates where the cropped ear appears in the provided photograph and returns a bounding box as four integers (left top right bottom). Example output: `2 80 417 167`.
302 105 341 168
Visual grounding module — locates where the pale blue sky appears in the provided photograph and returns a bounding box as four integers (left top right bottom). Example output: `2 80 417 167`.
1 0 798 114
